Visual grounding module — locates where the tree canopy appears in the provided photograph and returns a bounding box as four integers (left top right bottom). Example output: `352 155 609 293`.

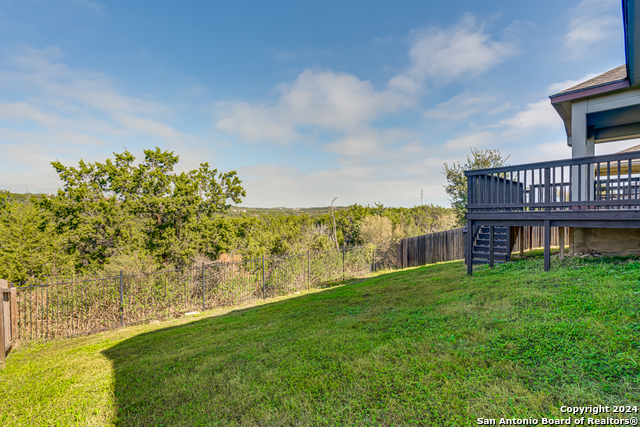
39 148 245 269
442 148 510 226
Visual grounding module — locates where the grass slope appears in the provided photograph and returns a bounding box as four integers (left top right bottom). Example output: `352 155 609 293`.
1 255 639 426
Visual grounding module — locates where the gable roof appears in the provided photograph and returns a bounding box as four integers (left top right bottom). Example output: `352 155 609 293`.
550 65 628 98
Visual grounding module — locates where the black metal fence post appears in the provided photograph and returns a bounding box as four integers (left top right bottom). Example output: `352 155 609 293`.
262 255 266 299
342 245 345 281
307 250 310 289
372 247 376 272
201 265 205 311
119 270 124 327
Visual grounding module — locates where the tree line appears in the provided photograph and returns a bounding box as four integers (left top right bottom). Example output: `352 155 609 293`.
0 148 456 283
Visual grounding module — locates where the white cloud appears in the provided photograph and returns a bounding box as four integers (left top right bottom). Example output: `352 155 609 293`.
214 14 518 149
0 46 207 195
527 141 571 163
0 128 109 146
325 127 413 157
0 101 64 127
498 99 562 136
215 101 298 143
441 131 498 152
0 47 195 142
435 97 564 156
425 91 498 121
0 48 166 116
215 69 417 144
239 162 449 208
564 0 621 57
111 113 190 141
407 14 516 83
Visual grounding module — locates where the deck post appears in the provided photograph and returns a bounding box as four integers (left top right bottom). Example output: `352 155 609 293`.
506 226 512 261
489 226 494 269
558 227 565 261
544 168 551 211
466 220 473 275
519 226 524 254
544 220 551 271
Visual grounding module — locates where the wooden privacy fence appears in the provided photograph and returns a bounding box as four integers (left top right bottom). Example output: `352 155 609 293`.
518 225 569 250
397 227 465 269
397 226 570 269
0 279 18 367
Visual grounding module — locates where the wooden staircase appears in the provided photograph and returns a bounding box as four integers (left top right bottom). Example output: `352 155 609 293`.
471 226 510 266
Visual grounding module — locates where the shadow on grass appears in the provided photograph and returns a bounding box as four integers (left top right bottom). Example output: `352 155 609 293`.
101 265 464 426
100 257 640 426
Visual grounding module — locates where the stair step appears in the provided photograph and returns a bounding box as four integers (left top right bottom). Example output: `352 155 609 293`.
479 226 508 231
473 259 506 265
473 252 508 260
475 239 507 246
473 246 507 254
478 233 507 239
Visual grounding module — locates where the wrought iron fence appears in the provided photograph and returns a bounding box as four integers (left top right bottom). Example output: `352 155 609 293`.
12 245 395 342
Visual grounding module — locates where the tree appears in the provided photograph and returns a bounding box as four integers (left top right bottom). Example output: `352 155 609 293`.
442 148 510 226
41 148 246 269
0 201 75 283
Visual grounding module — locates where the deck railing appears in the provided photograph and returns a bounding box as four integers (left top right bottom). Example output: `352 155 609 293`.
466 150 640 213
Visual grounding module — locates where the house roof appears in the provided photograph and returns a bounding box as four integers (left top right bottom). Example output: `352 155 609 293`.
551 65 628 98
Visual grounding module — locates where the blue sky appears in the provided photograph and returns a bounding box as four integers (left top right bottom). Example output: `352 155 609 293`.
0 0 633 207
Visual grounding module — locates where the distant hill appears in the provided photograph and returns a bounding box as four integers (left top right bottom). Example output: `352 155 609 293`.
0 190 53 203
0 191 351 217
225 205 351 217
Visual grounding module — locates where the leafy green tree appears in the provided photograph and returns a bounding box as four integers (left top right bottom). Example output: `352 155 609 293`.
42 147 246 269
40 158 145 270
442 148 510 226
0 201 75 283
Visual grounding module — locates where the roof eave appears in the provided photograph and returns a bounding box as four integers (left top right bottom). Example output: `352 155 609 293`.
549 79 630 104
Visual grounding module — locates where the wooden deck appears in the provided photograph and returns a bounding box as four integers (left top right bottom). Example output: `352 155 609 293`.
464 150 640 274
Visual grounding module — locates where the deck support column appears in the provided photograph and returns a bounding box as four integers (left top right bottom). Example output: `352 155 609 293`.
544 220 551 271
558 227 565 261
519 226 524 255
489 226 495 269
506 226 512 261
466 220 473 276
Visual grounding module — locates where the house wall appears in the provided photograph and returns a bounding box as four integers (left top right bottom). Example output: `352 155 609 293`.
570 227 640 255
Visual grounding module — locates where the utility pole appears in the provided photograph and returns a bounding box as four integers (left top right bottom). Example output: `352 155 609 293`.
421 188 423 206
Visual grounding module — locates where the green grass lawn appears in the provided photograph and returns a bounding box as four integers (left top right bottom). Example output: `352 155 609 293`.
1 254 639 426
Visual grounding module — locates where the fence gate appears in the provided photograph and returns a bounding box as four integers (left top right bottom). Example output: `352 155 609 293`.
0 279 18 366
